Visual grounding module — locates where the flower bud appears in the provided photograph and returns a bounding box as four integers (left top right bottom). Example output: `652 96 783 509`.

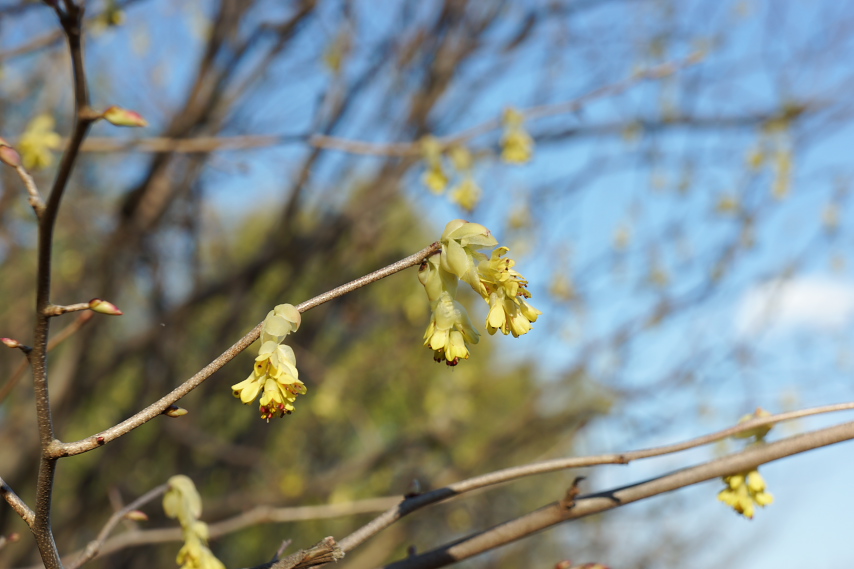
89 298 124 315
164 405 188 418
1 337 23 349
0 138 22 168
102 106 148 128
124 510 149 521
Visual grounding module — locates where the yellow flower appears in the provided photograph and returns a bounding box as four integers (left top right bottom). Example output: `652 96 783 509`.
163 476 226 569
718 468 774 519
232 304 306 419
450 176 482 212
423 291 480 366
439 219 497 296
478 247 541 336
420 135 449 194
19 114 62 170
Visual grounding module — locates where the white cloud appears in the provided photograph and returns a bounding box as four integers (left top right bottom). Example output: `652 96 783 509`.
735 276 854 338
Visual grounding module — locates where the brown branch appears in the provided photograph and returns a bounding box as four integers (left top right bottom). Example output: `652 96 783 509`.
65 484 169 569
30 2 97 567
0 476 35 528
337 401 854 553
260 536 343 569
49 242 442 458
382 419 854 569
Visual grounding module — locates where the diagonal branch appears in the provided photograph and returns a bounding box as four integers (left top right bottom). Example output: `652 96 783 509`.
49 242 441 458
337 401 854 553
381 419 854 569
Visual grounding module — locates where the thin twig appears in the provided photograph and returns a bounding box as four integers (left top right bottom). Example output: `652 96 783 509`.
47 496 398 568
0 476 35 527
43 303 91 317
14 165 45 216
49 242 442 458
66 484 169 569
0 312 94 404
380 419 854 569
71 54 705 158
337 401 854 553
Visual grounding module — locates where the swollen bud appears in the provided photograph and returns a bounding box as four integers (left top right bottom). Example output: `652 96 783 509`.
102 106 148 128
1 337 23 349
164 405 188 418
0 137 21 168
88 298 124 315
124 510 149 521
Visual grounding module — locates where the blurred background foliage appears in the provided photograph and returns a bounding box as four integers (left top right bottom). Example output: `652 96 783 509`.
2 0 854 568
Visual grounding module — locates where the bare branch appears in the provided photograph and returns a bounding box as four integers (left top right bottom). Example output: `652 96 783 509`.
66 484 169 569
72 54 706 158
30 1 98 566
51 497 398 567
0 476 35 527
338 401 854 553
50 242 442 458
0 312 94 404
382 419 854 569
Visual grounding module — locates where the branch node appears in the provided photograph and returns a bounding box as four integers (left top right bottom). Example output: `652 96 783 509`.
559 477 586 510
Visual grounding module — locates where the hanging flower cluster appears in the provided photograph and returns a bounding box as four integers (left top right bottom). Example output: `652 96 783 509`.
717 408 775 519
419 136 483 212
500 108 534 164
231 304 306 420
163 475 225 569
419 219 542 365
717 468 774 519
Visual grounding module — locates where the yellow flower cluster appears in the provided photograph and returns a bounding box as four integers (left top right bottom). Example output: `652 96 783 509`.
419 220 542 365
718 408 775 518
501 108 534 164
419 137 482 211
232 304 306 420
718 469 774 519
163 475 225 569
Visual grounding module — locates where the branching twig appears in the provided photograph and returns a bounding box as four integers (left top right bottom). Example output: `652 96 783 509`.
0 312 93 404
29 2 98 567
65 483 168 569
49 242 442 458
71 54 705 158
381 419 854 569
337 401 854 553
0 476 35 528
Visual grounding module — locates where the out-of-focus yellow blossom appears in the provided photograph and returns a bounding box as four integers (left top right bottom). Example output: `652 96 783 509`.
422 291 480 365
450 176 481 212
449 145 473 171
732 407 774 440
163 476 225 569
501 108 534 164
232 304 305 420
420 135 448 194
718 468 774 519
19 114 62 170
